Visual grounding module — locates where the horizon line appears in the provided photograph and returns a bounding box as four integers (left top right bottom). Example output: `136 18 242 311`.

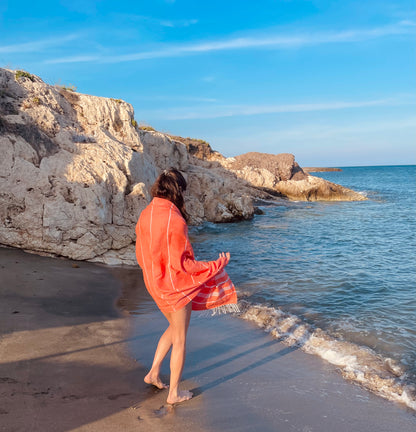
300 163 416 168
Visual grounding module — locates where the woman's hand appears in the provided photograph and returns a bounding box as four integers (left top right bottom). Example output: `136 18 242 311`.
218 252 231 267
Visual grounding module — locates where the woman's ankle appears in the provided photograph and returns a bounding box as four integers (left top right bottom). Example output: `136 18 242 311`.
148 367 161 377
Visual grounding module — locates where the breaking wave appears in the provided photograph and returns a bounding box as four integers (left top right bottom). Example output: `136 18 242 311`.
237 299 416 411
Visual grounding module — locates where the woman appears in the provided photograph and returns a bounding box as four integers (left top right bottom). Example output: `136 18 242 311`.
135 168 238 405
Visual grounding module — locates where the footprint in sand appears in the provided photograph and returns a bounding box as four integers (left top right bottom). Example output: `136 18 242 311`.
154 405 174 417
0 377 18 384
107 393 132 400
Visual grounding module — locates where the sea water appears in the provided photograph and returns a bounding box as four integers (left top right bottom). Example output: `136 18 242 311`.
190 165 416 409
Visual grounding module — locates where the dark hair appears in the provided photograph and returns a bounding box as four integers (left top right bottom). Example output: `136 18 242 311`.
151 168 188 221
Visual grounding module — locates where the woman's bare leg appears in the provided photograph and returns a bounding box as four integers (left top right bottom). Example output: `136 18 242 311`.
144 326 172 389
166 302 193 404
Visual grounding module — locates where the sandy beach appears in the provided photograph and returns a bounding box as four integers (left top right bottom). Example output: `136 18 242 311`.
0 247 149 432
1 247 415 432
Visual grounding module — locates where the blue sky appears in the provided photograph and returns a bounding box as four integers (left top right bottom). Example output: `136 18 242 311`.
1 0 415 166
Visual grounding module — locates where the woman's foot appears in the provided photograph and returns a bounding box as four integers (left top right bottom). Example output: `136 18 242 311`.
144 372 168 389
167 389 193 405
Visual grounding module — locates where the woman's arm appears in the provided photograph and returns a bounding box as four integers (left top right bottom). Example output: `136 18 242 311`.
169 215 229 277
182 250 229 275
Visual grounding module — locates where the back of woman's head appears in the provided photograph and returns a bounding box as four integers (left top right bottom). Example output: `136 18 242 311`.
151 168 188 221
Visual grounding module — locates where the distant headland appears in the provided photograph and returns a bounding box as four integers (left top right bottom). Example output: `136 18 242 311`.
303 167 342 172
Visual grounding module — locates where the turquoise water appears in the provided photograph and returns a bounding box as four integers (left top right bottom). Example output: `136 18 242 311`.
190 166 416 387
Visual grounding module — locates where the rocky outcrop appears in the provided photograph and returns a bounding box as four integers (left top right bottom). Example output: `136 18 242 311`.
166 134 224 161
303 167 342 172
0 69 257 265
272 175 365 201
223 152 307 185
220 152 365 202
139 130 257 224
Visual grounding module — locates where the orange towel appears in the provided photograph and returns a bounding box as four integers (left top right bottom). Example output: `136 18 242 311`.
135 197 238 313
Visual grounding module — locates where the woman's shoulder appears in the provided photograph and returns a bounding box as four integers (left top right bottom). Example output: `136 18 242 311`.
149 198 185 225
170 206 187 227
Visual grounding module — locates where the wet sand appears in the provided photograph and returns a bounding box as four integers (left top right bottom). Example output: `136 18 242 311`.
1 248 416 431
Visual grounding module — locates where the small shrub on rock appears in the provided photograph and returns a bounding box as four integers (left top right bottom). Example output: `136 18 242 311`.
139 124 156 132
15 70 35 82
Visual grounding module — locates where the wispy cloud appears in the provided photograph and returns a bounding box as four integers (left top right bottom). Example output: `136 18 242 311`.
201 76 216 83
139 95 218 103
159 18 199 28
259 116 416 143
123 14 198 28
145 95 412 120
0 33 80 54
44 21 413 64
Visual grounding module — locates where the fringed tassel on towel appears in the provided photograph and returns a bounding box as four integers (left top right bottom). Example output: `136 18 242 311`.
197 303 240 318
211 303 240 315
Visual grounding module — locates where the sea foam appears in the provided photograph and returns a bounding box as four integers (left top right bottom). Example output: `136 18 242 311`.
237 300 416 411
